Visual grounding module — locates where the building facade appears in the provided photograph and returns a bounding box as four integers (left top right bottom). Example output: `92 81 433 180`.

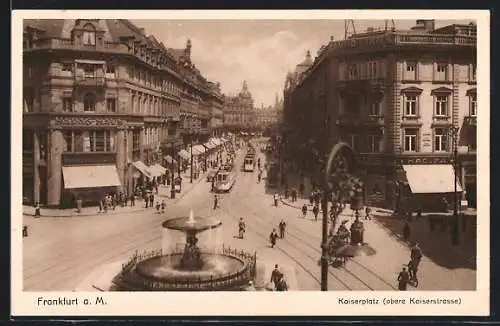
254 94 284 133
222 81 257 132
22 19 223 208
283 20 477 209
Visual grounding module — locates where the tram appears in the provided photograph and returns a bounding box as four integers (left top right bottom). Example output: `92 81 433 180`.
243 155 256 172
214 170 236 193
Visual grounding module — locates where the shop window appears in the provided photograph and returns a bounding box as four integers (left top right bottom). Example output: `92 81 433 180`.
434 95 448 116
62 131 72 152
106 65 115 74
83 64 95 77
347 64 358 80
62 63 73 73
369 102 381 116
403 128 419 152
24 90 34 113
367 135 381 152
83 93 96 112
433 127 448 152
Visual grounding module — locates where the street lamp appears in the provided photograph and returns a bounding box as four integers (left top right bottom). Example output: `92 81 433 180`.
449 125 460 245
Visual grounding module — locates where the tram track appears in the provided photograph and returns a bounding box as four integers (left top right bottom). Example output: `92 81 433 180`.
24 194 214 290
232 151 395 291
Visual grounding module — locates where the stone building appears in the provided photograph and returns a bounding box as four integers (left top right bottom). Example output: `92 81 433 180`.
222 81 256 132
22 19 224 207
254 94 284 132
283 20 477 209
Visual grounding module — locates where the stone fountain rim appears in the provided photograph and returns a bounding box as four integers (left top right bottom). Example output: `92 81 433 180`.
162 216 222 232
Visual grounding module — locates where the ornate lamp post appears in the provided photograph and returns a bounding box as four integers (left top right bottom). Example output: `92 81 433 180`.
449 125 460 245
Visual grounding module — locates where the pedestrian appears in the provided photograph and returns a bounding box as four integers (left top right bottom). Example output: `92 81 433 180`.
291 188 297 202
410 242 423 267
270 264 282 288
309 192 314 205
156 201 160 214
34 202 41 218
397 267 410 291
302 204 308 218
103 196 108 213
112 193 116 210
275 274 289 291
312 204 319 221
269 229 278 248
149 194 155 208
155 183 159 194
299 182 304 196
279 219 286 239
213 195 219 210
130 194 135 207
407 259 418 284
161 200 166 214
403 221 410 240
284 187 289 200
365 207 372 221
273 193 279 207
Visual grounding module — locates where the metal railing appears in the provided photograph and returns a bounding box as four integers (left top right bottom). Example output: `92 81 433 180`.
116 246 257 291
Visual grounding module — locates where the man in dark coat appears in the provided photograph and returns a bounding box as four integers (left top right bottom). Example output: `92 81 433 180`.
278 219 287 239
397 267 410 291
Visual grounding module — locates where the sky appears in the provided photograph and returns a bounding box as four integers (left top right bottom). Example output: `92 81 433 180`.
131 19 473 107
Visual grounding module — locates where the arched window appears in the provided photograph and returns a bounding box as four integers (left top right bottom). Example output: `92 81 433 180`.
83 93 96 112
82 23 96 46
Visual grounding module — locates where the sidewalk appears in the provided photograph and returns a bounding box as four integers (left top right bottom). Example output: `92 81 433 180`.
280 196 476 269
22 169 210 218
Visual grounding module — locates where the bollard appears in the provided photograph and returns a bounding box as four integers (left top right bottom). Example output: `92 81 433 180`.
22 225 28 237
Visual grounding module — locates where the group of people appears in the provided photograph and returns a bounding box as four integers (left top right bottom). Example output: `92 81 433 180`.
397 242 423 290
269 219 287 248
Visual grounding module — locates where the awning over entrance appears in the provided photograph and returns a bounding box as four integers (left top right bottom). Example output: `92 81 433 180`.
192 145 206 155
149 163 167 177
164 155 177 165
178 149 191 160
132 161 152 179
403 165 463 194
62 165 121 189
203 142 216 150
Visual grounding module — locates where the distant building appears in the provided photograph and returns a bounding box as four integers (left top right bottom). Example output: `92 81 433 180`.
222 81 256 132
283 20 477 210
22 19 224 208
255 94 284 131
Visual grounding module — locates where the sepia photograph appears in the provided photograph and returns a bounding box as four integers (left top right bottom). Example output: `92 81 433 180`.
12 10 489 316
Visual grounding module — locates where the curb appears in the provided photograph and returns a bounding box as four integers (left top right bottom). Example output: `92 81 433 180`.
279 198 324 213
23 171 209 218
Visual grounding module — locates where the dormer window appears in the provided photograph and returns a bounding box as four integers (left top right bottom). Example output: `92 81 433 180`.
82 24 96 46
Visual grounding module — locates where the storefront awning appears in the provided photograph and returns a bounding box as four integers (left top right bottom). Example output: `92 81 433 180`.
192 145 206 155
210 138 222 146
178 149 191 161
403 165 463 194
132 161 152 179
203 142 216 150
62 165 121 189
149 163 167 177
164 155 177 165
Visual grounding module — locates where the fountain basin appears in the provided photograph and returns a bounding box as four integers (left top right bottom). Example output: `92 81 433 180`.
162 216 222 233
113 247 256 291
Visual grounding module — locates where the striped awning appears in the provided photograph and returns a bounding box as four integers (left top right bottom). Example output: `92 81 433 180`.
178 149 191 160
192 145 206 155
63 165 122 189
149 163 167 177
132 161 152 179
164 155 177 165
203 142 216 150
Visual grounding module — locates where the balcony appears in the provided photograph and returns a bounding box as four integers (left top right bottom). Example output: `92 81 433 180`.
25 38 125 53
336 114 362 127
431 115 452 126
363 115 385 126
464 116 477 126
401 115 422 126
74 76 106 87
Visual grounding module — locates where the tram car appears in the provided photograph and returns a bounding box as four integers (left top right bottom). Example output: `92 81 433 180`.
214 170 236 193
243 155 256 172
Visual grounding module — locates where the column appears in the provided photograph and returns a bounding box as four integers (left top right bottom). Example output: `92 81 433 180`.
140 126 145 161
33 130 40 203
127 129 134 195
47 128 63 207
116 128 126 193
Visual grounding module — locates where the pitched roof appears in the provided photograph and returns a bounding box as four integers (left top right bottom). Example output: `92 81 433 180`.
23 19 65 38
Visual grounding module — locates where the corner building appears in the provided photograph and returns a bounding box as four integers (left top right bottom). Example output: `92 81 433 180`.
22 19 224 208
283 20 477 210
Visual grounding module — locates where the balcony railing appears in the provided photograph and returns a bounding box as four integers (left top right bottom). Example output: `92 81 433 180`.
25 38 125 53
74 75 106 87
363 115 385 126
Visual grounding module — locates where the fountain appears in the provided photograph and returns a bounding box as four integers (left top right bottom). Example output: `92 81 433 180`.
112 210 257 291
